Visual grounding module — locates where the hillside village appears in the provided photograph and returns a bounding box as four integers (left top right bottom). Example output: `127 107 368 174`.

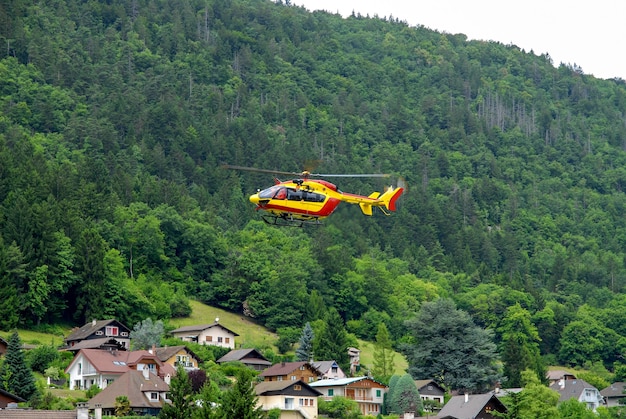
0 316 620 418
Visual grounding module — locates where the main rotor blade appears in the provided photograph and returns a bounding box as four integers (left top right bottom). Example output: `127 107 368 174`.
221 164 300 177
222 164 391 179
309 173 390 178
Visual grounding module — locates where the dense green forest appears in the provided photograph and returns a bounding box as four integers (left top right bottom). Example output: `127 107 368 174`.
2 0 626 384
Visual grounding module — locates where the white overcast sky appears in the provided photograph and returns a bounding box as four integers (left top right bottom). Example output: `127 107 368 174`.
294 0 626 80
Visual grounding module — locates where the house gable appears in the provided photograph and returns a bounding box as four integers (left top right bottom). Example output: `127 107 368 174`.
217 348 272 371
170 322 239 348
259 361 321 383
65 319 131 350
437 393 507 418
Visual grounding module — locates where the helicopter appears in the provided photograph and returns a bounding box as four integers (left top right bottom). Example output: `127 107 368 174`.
223 164 404 226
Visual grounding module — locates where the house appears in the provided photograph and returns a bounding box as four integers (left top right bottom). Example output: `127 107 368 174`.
255 380 322 419
170 319 239 349
154 345 201 371
437 393 507 418
0 388 25 408
259 361 321 384
0 336 7 356
310 376 387 416
65 348 174 390
216 348 272 371
415 379 446 409
348 347 360 374
89 369 169 417
546 370 577 386
64 319 131 351
550 378 603 411
312 360 346 380
601 382 626 407
0 403 89 419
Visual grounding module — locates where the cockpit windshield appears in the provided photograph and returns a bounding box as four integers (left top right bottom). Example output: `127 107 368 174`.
258 186 286 199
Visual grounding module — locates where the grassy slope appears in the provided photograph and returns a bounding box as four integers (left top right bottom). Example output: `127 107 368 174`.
2 300 408 376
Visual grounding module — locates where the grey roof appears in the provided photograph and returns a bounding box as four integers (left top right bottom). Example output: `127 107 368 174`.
311 360 339 374
63 337 126 352
256 380 323 397
65 319 129 342
437 393 506 418
170 322 239 336
549 378 599 402
415 379 446 393
601 382 626 398
217 348 270 365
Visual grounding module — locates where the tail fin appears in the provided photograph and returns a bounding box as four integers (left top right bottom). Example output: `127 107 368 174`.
358 187 404 216
379 186 404 212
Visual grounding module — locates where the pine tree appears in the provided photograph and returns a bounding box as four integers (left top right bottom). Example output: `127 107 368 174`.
217 368 265 419
314 308 349 372
389 374 423 415
295 322 314 361
0 331 37 400
159 365 195 419
371 322 395 384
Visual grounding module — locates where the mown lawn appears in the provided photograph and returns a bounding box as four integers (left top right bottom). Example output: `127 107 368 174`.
168 300 279 350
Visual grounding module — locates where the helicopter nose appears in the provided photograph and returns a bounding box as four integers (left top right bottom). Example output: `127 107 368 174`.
250 194 260 205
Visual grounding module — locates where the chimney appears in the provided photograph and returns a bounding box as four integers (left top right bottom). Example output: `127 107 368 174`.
215 317 220 323
149 344 155 354
143 367 150 380
559 378 565 389
464 393 469 403
92 319 97 326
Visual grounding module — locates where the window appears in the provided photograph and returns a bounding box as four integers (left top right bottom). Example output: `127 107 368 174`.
120 332 129 337
95 331 103 336
291 375 297 380
217 337 223 343
331 366 338 373
284 398 294 409
106 326 119 336
376 389 382 398
225 337 230 344
277 376 283 381
150 392 158 401
206 336 212 342
328 389 334 396
294 385 302 391
78 363 82 374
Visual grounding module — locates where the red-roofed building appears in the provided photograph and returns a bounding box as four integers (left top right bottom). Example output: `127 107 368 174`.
65 348 175 390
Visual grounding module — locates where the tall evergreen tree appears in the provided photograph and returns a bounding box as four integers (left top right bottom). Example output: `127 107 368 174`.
371 322 395 384
217 369 265 419
295 322 314 362
0 331 37 400
314 308 350 372
159 365 195 419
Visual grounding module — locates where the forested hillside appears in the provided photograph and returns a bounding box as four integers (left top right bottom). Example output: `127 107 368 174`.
2 0 626 381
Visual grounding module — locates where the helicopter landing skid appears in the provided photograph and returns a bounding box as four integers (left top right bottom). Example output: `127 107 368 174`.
261 214 322 227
